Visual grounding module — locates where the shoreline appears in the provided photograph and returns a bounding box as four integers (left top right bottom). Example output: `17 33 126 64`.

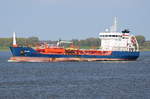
0 47 9 51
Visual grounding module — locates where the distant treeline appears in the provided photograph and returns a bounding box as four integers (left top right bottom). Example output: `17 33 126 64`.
136 35 150 51
44 38 101 49
0 35 150 51
0 37 39 47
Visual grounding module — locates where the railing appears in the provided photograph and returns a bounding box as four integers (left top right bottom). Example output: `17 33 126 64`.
99 46 139 52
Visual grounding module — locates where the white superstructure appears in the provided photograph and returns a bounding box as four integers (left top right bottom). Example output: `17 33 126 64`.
99 17 139 51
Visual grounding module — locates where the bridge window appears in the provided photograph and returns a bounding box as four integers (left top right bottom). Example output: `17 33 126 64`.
100 35 122 37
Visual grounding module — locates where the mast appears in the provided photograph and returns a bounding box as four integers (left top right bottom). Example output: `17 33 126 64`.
114 17 117 32
13 32 17 47
110 17 117 33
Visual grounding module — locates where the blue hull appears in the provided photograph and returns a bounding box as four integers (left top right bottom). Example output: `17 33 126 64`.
9 47 140 61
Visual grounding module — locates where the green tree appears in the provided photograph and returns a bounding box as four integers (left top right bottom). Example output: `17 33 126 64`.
135 35 145 45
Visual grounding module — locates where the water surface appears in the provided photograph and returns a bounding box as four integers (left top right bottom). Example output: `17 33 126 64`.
0 51 150 99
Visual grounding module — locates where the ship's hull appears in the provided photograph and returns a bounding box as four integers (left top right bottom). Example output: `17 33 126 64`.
9 47 140 62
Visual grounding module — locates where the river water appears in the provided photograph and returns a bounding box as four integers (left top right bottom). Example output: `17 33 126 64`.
0 51 150 99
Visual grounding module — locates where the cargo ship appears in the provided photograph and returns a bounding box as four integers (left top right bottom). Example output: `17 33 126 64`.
8 18 140 62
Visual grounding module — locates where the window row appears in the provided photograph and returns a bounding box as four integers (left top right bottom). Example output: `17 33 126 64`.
100 35 122 37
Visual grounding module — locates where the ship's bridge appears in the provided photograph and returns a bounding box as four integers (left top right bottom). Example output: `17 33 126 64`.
98 17 139 52
99 32 131 51
99 32 123 38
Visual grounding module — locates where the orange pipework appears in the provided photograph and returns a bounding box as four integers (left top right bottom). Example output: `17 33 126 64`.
44 48 65 53
36 47 112 56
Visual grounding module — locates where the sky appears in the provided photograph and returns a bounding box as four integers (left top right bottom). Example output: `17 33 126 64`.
0 0 149 40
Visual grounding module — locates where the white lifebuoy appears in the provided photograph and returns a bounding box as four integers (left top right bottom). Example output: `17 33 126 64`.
131 37 136 44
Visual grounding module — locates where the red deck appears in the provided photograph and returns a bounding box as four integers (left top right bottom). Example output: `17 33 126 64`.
35 48 112 56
